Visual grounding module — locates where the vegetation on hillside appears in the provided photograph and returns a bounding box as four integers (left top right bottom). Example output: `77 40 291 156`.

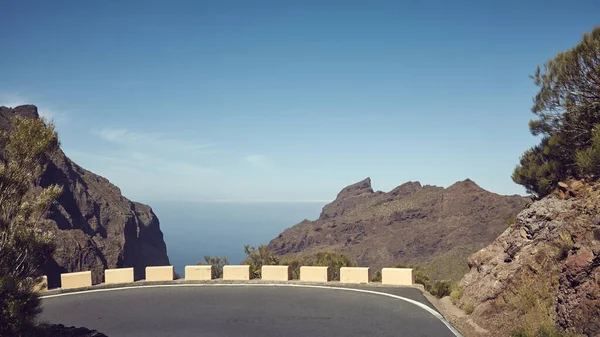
0 116 61 335
512 27 600 197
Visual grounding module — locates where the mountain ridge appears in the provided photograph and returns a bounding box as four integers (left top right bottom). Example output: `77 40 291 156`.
268 177 529 281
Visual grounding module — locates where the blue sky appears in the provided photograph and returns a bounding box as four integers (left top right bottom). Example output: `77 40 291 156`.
1 0 598 203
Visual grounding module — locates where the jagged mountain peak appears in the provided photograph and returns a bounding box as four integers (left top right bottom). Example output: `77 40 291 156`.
270 177 529 281
447 178 482 191
335 177 374 199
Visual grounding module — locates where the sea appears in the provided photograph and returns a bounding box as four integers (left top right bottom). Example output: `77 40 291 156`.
150 201 325 276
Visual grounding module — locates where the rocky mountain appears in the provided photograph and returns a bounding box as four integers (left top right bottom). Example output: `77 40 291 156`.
268 177 529 281
455 179 600 336
0 105 170 287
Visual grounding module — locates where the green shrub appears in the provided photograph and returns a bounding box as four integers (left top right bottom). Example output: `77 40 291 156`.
243 245 280 278
311 251 357 281
430 280 452 298
198 256 229 278
280 256 304 280
556 232 574 260
450 283 463 305
371 270 382 282
463 297 474 315
506 216 517 226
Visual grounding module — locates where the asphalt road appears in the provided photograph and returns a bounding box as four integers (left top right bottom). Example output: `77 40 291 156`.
40 285 458 337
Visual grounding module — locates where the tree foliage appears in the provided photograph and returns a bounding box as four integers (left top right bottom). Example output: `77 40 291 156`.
575 126 600 176
513 27 600 197
0 116 61 335
243 245 280 278
309 251 357 281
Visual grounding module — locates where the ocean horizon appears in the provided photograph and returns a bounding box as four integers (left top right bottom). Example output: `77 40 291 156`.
150 201 326 275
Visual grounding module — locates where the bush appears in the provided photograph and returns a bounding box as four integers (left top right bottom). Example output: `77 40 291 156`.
199 256 229 278
507 270 561 336
243 245 280 278
463 297 474 315
450 283 463 305
280 255 305 280
371 270 382 282
556 232 574 260
311 251 357 281
430 280 452 298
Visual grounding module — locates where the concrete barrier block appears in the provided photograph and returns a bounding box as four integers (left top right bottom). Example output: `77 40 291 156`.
382 268 414 286
340 267 371 284
223 265 251 280
300 266 329 282
261 265 290 281
105 268 134 284
185 265 214 280
61 271 92 289
146 266 174 281
34 276 48 292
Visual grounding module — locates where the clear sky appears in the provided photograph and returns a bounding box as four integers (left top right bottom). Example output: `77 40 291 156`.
1 0 598 203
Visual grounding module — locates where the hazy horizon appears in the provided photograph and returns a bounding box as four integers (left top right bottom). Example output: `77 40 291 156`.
153 200 325 275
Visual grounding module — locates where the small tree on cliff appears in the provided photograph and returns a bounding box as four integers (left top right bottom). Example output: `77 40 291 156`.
513 27 600 197
0 116 62 335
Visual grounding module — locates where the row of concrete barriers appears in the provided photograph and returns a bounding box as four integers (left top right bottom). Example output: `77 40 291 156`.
46 266 414 290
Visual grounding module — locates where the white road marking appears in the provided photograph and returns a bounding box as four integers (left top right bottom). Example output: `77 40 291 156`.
41 283 463 337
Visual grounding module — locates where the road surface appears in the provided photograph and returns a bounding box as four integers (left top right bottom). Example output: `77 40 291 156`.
40 284 459 337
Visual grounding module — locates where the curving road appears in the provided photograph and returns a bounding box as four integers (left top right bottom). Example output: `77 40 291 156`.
40 284 459 337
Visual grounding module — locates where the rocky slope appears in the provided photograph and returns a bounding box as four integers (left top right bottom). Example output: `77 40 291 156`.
0 105 170 287
456 179 600 336
268 177 529 281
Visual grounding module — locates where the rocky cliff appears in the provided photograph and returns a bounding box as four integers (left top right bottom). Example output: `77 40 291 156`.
456 179 600 336
0 105 170 287
268 177 529 281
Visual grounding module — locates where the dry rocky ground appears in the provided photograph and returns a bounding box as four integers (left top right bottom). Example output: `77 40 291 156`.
446 180 600 336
